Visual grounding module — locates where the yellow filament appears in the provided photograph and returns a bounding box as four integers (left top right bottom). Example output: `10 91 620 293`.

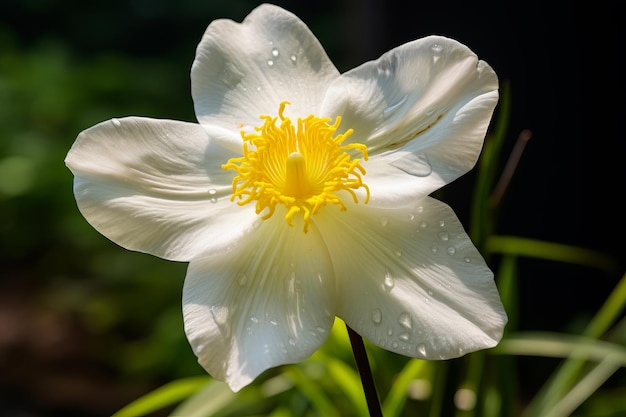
222 101 369 233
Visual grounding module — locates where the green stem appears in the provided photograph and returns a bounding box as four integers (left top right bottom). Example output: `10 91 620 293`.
346 324 383 417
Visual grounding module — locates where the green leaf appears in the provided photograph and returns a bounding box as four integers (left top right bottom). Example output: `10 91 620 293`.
486 235 620 275
111 376 211 417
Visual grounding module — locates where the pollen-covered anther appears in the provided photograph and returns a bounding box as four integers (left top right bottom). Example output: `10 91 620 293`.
222 101 369 232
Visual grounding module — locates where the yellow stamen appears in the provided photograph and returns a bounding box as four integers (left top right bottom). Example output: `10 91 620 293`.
222 101 369 233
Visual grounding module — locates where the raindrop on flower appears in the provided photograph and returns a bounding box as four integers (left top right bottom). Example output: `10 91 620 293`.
391 153 432 177
419 221 428 228
111 118 121 127
399 332 410 341
438 231 449 241
447 246 457 255
398 312 412 329
271 47 279 57
371 308 382 324
290 54 297 63
380 216 389 227
383 95 408 119
417 343 427 356
267 59 274 67
383 269 394 290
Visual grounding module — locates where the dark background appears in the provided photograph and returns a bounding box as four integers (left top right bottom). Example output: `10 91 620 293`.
1 0 624 415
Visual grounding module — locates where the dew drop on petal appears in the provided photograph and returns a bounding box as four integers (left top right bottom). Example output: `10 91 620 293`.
391 341 399 349
399 332 410 341
371 309 382 324
398 312 412 330
394 250 402 258
417 343 427 356
288 338 296 346
208 188 217 195
387 327 393 336
271 47 279 57
290 54 297 63
447 246 457 255
438 231 449 241
408 213 415 221
431 43 443 53
210 197 218 203
111 118 121 127
380 216 389 227
383 270 394 291
439 220 445 227
419 221 428 228
464 257 472 263
391 153 432 177
249 316 259 324
267 59 274 67
270 319 278 326
383 95 408 119
431 246 438 253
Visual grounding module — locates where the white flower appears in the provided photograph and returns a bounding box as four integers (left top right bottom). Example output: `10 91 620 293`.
65 4 507 391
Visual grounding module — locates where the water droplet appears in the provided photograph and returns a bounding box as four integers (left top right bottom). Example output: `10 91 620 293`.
447 246 457 255
394 250 402 258
464 257 471 263
288 338 296 346
439 220 445 227
208 188 217 195
383 95 408 119
271 47 279 57
438 231 449 241
256 86 262 92
419 221 428 228
290 54 297 63
371 309 382 324
210 306 229 326
431 246 438 253
111 118 121 127
387 327 393 336
431 43 443 53
316 326 326 334
398 312 412 329
391 341 399 349
380 216 388 227
220 62 244 88
408 213 415 221
417 343 427 356
391 153 432 177
210 197 218 203
383 270 394 291
270 319 278 326
249 316 258 324
267 59 274 67
399 332 410 341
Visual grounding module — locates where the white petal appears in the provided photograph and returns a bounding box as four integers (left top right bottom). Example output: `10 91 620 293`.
65 117 258 261
192 4 340 133
183 213 336 392
321 36 498 205
314 198 506 359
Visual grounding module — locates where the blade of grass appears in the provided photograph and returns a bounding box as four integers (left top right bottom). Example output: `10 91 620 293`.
111 376 211 417
486 235 620 275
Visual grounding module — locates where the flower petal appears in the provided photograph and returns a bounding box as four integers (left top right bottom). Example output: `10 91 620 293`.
314 198 506 359
65 117 257 261
192 4 340 135
321 35 498 205
183 213 336 391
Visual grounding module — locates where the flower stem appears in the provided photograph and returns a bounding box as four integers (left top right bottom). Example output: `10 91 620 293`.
346 324 383 417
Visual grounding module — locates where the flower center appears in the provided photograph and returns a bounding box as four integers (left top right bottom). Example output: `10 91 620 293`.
222 101 369 233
